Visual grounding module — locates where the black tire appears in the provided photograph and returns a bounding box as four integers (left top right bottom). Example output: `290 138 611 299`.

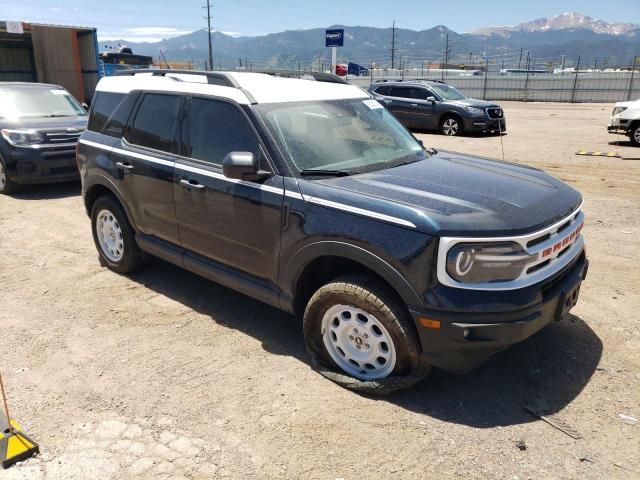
303 274 431 395
441 115 462 136
629 124 640 146
0 157 18 194
91 194 143 273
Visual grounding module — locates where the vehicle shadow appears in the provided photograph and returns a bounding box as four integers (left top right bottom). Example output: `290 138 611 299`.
11 181 80 200
128 258 307 362
127 258 601 428
384 314 602 427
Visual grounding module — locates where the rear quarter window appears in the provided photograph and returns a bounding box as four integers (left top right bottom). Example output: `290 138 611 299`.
88 92 126 133
127 94 181 153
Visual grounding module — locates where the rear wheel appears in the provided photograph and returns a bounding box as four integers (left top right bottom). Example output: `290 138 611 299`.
629 124 640 146
303 274 430 394
441 115 462 136
0 158 18 194
91 194 142 273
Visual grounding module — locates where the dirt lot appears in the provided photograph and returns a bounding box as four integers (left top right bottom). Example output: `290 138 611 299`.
0 101 638 479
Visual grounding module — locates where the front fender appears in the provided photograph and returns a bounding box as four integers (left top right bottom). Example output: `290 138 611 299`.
281 240 424 312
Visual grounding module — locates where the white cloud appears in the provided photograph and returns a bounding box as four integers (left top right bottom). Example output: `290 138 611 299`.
125 27 192 36
98 26 194 44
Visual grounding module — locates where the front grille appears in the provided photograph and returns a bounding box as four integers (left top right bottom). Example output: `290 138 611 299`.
42 129 84 145
487 107 504 119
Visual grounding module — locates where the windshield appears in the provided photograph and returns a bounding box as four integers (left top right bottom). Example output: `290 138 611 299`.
256 98 426 174
0 86 86 119
430 84 467 101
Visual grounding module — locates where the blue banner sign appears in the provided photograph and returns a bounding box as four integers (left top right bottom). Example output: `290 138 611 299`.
325 29 344 47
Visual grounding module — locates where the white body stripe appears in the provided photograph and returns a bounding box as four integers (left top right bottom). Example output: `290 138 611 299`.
78 138 416 229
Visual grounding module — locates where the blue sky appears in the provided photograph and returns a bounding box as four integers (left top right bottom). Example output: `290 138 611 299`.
2 0 639 42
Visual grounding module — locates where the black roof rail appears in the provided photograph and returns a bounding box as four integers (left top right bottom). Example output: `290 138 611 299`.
114 69 240 88
249 69 348 84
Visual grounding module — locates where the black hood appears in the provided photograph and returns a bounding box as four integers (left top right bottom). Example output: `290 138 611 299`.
298 151 582 236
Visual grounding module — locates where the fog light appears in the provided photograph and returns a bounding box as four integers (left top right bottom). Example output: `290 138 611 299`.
463 328 470 338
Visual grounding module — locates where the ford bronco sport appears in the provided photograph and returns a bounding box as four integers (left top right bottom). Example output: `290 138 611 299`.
78 70 587 394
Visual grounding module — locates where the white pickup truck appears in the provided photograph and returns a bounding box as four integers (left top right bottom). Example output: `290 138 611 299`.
607 98 640 146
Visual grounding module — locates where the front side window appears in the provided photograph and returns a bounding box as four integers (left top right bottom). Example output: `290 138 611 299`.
128 94 180 153
256 98 426 174
0 86 86 119
429 84 467 101
186 98 259 165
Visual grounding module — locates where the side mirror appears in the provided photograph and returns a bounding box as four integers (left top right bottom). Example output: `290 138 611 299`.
82 102 89 111
426 96 437 103
222 152 271 181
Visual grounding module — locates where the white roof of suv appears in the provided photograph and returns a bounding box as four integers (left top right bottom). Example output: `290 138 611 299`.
96 71 368 105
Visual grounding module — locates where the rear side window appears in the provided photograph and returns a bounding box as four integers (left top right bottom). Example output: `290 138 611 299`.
374 85 390 95
127 94 180 153
186 98 259 165
88 92 125 133
389 86 412 98
102 93 139 138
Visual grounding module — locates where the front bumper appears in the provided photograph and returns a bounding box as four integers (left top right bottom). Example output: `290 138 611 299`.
2 144 79 185
464 116 506 133
411 250 588 373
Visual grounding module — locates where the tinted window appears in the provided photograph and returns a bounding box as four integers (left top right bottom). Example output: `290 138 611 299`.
374 85 390 95
389 86 412 98
102 93 139 138
187 98 259 165
88 92 125 132
410 88 429 100
128 94 180 152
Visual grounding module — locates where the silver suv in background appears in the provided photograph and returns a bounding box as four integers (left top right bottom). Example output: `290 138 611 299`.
369 80 505 136
607 98 640 146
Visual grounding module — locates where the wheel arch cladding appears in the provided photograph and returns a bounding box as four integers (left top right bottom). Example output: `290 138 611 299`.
84 178 137 230
285 241 423 317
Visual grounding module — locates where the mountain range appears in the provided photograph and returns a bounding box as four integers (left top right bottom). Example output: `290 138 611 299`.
99 12 640 70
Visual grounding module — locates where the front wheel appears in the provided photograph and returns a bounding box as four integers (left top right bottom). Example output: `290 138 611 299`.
0 158 18 194
303 274 430 394
441 115 462 136
629 124 640 146
91 194 143 273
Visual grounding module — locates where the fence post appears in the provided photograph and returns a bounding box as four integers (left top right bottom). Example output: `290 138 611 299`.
482 58 489 100
370 62 373 85
523 69 530 102
571 56 581 103
628 55 637 101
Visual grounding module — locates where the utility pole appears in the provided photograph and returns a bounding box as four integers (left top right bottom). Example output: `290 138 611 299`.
518 47 523 69
391 21 397 70
442 33 449 80
203 0 214 71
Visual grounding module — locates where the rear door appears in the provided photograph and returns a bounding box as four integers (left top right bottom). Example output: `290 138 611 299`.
113 92 181 244
173 96 284 288
386 86 417 127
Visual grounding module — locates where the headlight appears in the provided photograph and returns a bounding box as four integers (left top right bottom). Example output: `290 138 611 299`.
1 129 44 146
446 242 536 283
464 106 485 116
612 106 627 116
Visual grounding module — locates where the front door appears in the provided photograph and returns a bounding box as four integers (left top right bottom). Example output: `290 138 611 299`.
173 97 284 288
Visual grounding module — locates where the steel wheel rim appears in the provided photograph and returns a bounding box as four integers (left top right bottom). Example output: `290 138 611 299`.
0 162 5 191
321 304 397 380
634 127 640 144
443 118 459 135
96 209 124 262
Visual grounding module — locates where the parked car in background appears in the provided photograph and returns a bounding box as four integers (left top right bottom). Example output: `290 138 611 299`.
0 82 87 194
78 70 586 394
607 98 640 146
369 79 506 136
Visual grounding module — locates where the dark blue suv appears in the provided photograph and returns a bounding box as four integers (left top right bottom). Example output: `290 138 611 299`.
77 70 587 394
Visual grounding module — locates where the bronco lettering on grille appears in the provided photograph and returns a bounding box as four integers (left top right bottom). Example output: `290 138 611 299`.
541 223 583 258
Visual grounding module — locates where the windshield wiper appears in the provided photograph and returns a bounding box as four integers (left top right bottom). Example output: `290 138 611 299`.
300 169 350 177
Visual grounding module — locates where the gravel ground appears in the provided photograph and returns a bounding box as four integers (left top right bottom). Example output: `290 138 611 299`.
0 101 638 479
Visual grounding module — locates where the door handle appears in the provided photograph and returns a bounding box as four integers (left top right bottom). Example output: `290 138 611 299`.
179 178 205 190
410 103 418 107
116 161 133 171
